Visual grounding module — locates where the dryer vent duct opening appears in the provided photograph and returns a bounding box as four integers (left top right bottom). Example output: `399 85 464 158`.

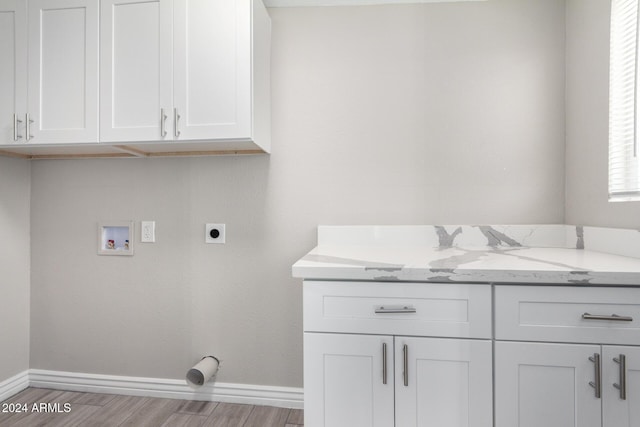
186 356 220 387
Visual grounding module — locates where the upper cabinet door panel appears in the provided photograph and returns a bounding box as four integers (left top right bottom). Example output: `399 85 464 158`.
173 0 252 140
100 0 172 142
28 0 98 143
0 0 27 145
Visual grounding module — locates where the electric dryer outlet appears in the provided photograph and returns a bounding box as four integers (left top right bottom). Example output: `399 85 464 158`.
205 224 226 244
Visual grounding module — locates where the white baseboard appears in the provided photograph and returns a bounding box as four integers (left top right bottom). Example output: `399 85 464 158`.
0 371 29 402
28 369 303 409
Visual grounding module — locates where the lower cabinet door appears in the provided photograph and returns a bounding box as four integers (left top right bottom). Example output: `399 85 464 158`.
394 337 493 427
304 332 394 427
603 345 640 427
495 341 601 427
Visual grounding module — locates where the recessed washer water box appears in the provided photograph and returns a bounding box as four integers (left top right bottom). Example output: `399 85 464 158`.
98 221 134 255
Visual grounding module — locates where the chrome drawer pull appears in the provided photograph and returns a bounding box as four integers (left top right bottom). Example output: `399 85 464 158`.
613 354 627 400
375 306 417 314
582 313 633 322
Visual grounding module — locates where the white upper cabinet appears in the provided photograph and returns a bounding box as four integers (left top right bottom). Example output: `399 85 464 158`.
101 0 271 152
28 0 99 143
0 0 26 145
0 0 270 157
100 0 172 142
173 0 251 141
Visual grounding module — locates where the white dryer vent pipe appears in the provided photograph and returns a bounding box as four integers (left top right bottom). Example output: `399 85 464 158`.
186 356 220 387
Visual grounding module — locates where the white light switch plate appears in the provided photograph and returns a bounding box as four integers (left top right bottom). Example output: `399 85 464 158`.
141 221 156 243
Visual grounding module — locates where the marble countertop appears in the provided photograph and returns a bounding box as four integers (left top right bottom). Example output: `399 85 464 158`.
292 225 640 285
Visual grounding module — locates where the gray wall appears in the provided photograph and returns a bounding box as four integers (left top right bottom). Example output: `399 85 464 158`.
0 157 30 383
29 0 566 387
565 0 640 227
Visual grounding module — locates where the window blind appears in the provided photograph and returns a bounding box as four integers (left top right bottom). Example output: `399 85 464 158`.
609 0 640 201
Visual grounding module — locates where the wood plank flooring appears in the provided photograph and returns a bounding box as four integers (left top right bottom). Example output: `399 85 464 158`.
0 388 303 427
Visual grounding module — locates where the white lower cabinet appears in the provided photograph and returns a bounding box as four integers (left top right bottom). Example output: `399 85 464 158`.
304 333 492 427
602 346 640 427
495 342 640 427
304 333 394 427
494 285 640 427
394 336 492 427
303 282 640 426
303 281 493 427
495 341 601 427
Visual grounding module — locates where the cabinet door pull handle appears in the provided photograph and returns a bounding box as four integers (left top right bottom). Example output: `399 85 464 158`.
375 306 417 314
160 109 167 137
403 344 409 387
613 354 627 400
589 353 601 398
582 313 633 322
382 342 387 385
174 108 181 137
26 113 33 141
13 114 22 141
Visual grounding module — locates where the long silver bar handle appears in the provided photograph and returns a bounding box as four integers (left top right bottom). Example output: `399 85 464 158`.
614 354 627 400
589 353 601 398
382 343 387 385
582 313 633 322
13 114 22 141
160 109 167 137
403 344 409 387
26 113 33 141
375 306 417 314
174 108 181 137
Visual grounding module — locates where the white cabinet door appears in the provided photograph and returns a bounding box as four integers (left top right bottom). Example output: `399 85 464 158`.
603 346 640 427
304 333 394 427
0 0 26 145
28 0 98 143
395 337 492 427
495 341 601 427
173 0 252 141
100 0 172 142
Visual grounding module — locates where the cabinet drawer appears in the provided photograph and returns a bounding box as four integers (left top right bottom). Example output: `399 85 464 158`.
303 281 491 338
495 285 640 345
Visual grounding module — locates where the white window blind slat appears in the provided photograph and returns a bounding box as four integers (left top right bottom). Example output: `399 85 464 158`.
609 0 640 200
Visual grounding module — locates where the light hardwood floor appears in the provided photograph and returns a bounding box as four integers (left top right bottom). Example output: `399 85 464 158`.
0 388 304 427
